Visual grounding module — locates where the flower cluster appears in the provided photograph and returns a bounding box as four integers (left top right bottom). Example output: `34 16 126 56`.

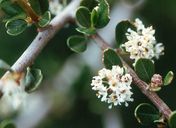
91 65 133 109
122 18 164 65
49 0 63 15
0 73 27 115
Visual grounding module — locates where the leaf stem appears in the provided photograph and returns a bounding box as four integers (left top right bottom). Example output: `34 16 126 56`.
92 33 172 119
16 0 40 22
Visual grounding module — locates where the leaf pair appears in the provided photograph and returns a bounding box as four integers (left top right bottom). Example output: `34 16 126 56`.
67 0 110 53
0 0 50 35
76 0 110 35
135 58 174 87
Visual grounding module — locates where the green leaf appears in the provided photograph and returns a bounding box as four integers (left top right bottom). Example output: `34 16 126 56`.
94 0 110 28
0 120 16 128
80 0 98 11
0 59 11 71
103 48 122 69
76 27 96 35
169 111 176 128
135 103 160 125
25 67 43 93
38 11 51 27
5 19 27 36
67 35 87 53
38 0 49 14
76 6 91 28
116 20 135 47
164 71 174 86
3 13 26 22
29 0 49 15
0 1 24 16
135 59 155 82
91 8 98 27
29 0 42 14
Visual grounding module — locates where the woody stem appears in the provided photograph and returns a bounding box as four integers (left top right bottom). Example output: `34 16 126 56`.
92 33 172 119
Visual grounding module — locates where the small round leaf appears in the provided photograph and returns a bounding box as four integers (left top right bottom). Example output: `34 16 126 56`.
135 103 160 125
91 8 98 27
38 11 51 27
116 20 135 47
25 67 43 93
76 6 91 28
103 48 122 69
169 111 176 128
135 59 155 83
67 35 87 53
6 19 27 36
94 0 110 28
164 71 174 86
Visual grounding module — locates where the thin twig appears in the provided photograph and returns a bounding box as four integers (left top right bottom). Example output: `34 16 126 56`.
91 33 111 50
93 33 172 119
122 59 172 119
10 0 80 72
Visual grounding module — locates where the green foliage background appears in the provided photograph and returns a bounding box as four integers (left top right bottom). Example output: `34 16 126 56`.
0 0 176 128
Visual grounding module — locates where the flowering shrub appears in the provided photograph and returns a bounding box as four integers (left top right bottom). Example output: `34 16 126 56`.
0 0 175 128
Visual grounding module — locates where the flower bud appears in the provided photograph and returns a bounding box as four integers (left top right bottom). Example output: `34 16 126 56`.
151 74 163 86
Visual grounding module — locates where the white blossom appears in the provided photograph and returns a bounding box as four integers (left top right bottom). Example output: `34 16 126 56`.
91 65 133 109
122 18 164 65
0 73 27 115
49 0 63 15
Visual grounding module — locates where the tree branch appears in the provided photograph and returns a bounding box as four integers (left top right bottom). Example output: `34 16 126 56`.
10 0 80 72
91 33 111 50
92 33 172 119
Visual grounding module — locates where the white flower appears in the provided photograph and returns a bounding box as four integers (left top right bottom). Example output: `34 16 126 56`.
91 65 133 109
0 73 27 115
49 0 63 15
122 18 164 65
154 43 164 59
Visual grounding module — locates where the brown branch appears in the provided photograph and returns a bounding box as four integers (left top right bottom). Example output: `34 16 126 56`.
91 33 111 50
92 33 172 119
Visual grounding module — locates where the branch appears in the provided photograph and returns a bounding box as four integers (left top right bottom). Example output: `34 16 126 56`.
10 0 80 72
91 33 111 50
92 33 172 119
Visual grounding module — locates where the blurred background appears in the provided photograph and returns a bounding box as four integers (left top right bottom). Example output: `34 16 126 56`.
0 0 176 128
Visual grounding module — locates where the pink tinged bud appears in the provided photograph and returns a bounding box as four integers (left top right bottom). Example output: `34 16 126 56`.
151 74 163 86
